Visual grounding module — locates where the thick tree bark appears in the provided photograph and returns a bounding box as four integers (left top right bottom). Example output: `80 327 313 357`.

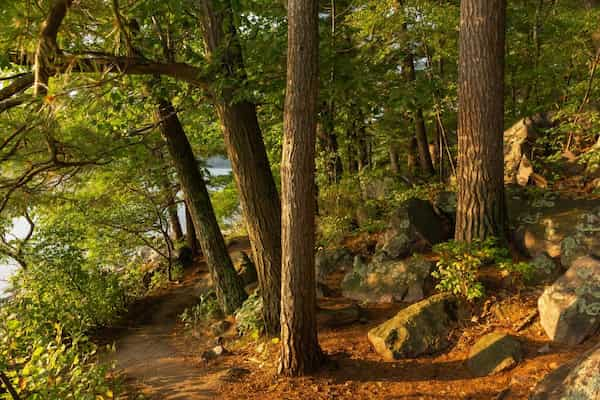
156 100 246 314
279 0 323 377
455 0 508 242
198 0 282 335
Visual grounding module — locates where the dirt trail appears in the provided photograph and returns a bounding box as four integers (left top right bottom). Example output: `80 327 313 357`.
109 276 226 399
110 239 251 399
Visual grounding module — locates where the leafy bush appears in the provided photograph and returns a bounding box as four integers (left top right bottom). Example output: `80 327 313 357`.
234 292 264 338
179 291 223 330
498 260 538 283
0 312 119 400
0 222 134 399
0 266 123 399
432 238 510 301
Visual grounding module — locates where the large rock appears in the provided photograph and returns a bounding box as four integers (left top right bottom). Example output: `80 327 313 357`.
467 332 523 377
367 293 458 360
511 198 600 259
406 198 453 246
530 342 600 400
342 255 433 303
315 247 353 285
538 256 600 345
504 114 552 185
376 198 452 261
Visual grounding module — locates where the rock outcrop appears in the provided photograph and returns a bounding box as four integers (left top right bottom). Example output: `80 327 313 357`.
530 342 600 400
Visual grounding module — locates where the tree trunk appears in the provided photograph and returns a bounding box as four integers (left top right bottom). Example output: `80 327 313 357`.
198 0 281 335
357 124 370 172
389 142 400 175
455 0 508 242
167 197 184 242
185 203 201 257
156 100 246 314
279 0 323 377
159 171 184 242
404 52 435 176
317 106 343 183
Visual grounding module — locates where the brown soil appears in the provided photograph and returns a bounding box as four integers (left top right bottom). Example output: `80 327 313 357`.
106 238 599 400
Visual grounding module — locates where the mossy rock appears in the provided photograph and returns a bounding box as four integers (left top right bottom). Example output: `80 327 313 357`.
367 293 458 360
467 332 522 377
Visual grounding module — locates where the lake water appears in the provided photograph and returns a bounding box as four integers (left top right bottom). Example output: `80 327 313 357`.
0 156 233 297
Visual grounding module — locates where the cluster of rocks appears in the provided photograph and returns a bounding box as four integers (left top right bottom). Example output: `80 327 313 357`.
315 197 453 304
361 194 600 397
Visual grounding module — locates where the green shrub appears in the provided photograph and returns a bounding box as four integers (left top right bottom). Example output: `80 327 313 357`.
432 238 510 301
234 292 264 338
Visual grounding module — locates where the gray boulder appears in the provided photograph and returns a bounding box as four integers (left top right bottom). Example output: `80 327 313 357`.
315 247 353 285
467 332 523 377
342 255 433 304
530 342 600 400
367 293 458 360
538 256 600 345
376 198 452 262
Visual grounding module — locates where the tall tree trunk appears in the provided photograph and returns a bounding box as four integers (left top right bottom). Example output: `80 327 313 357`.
317 109 343 183
279 0 323 377
389 142 400 175
165 183 184 242
404 52 435 176
455 0 508 242
398 0 435 176
185 203 201 257
156 100 246 314
357 124 370 172
198 0 281 335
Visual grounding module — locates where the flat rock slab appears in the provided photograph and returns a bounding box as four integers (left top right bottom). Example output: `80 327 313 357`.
467 332 522 377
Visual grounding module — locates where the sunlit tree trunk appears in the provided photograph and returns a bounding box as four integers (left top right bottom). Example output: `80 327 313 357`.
198 0 281 335
455 0 508 242
156 100 246 313
278 0 324 377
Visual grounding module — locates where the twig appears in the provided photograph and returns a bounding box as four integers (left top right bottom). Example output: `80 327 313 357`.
0 371 21 400
514 309 538 332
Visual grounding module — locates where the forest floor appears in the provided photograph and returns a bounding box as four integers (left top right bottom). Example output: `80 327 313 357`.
103 237 598 400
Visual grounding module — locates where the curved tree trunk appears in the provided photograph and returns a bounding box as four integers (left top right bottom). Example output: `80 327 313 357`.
156 100 246 314
279 0 323 377
455 0 508 242
198 0 282 335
